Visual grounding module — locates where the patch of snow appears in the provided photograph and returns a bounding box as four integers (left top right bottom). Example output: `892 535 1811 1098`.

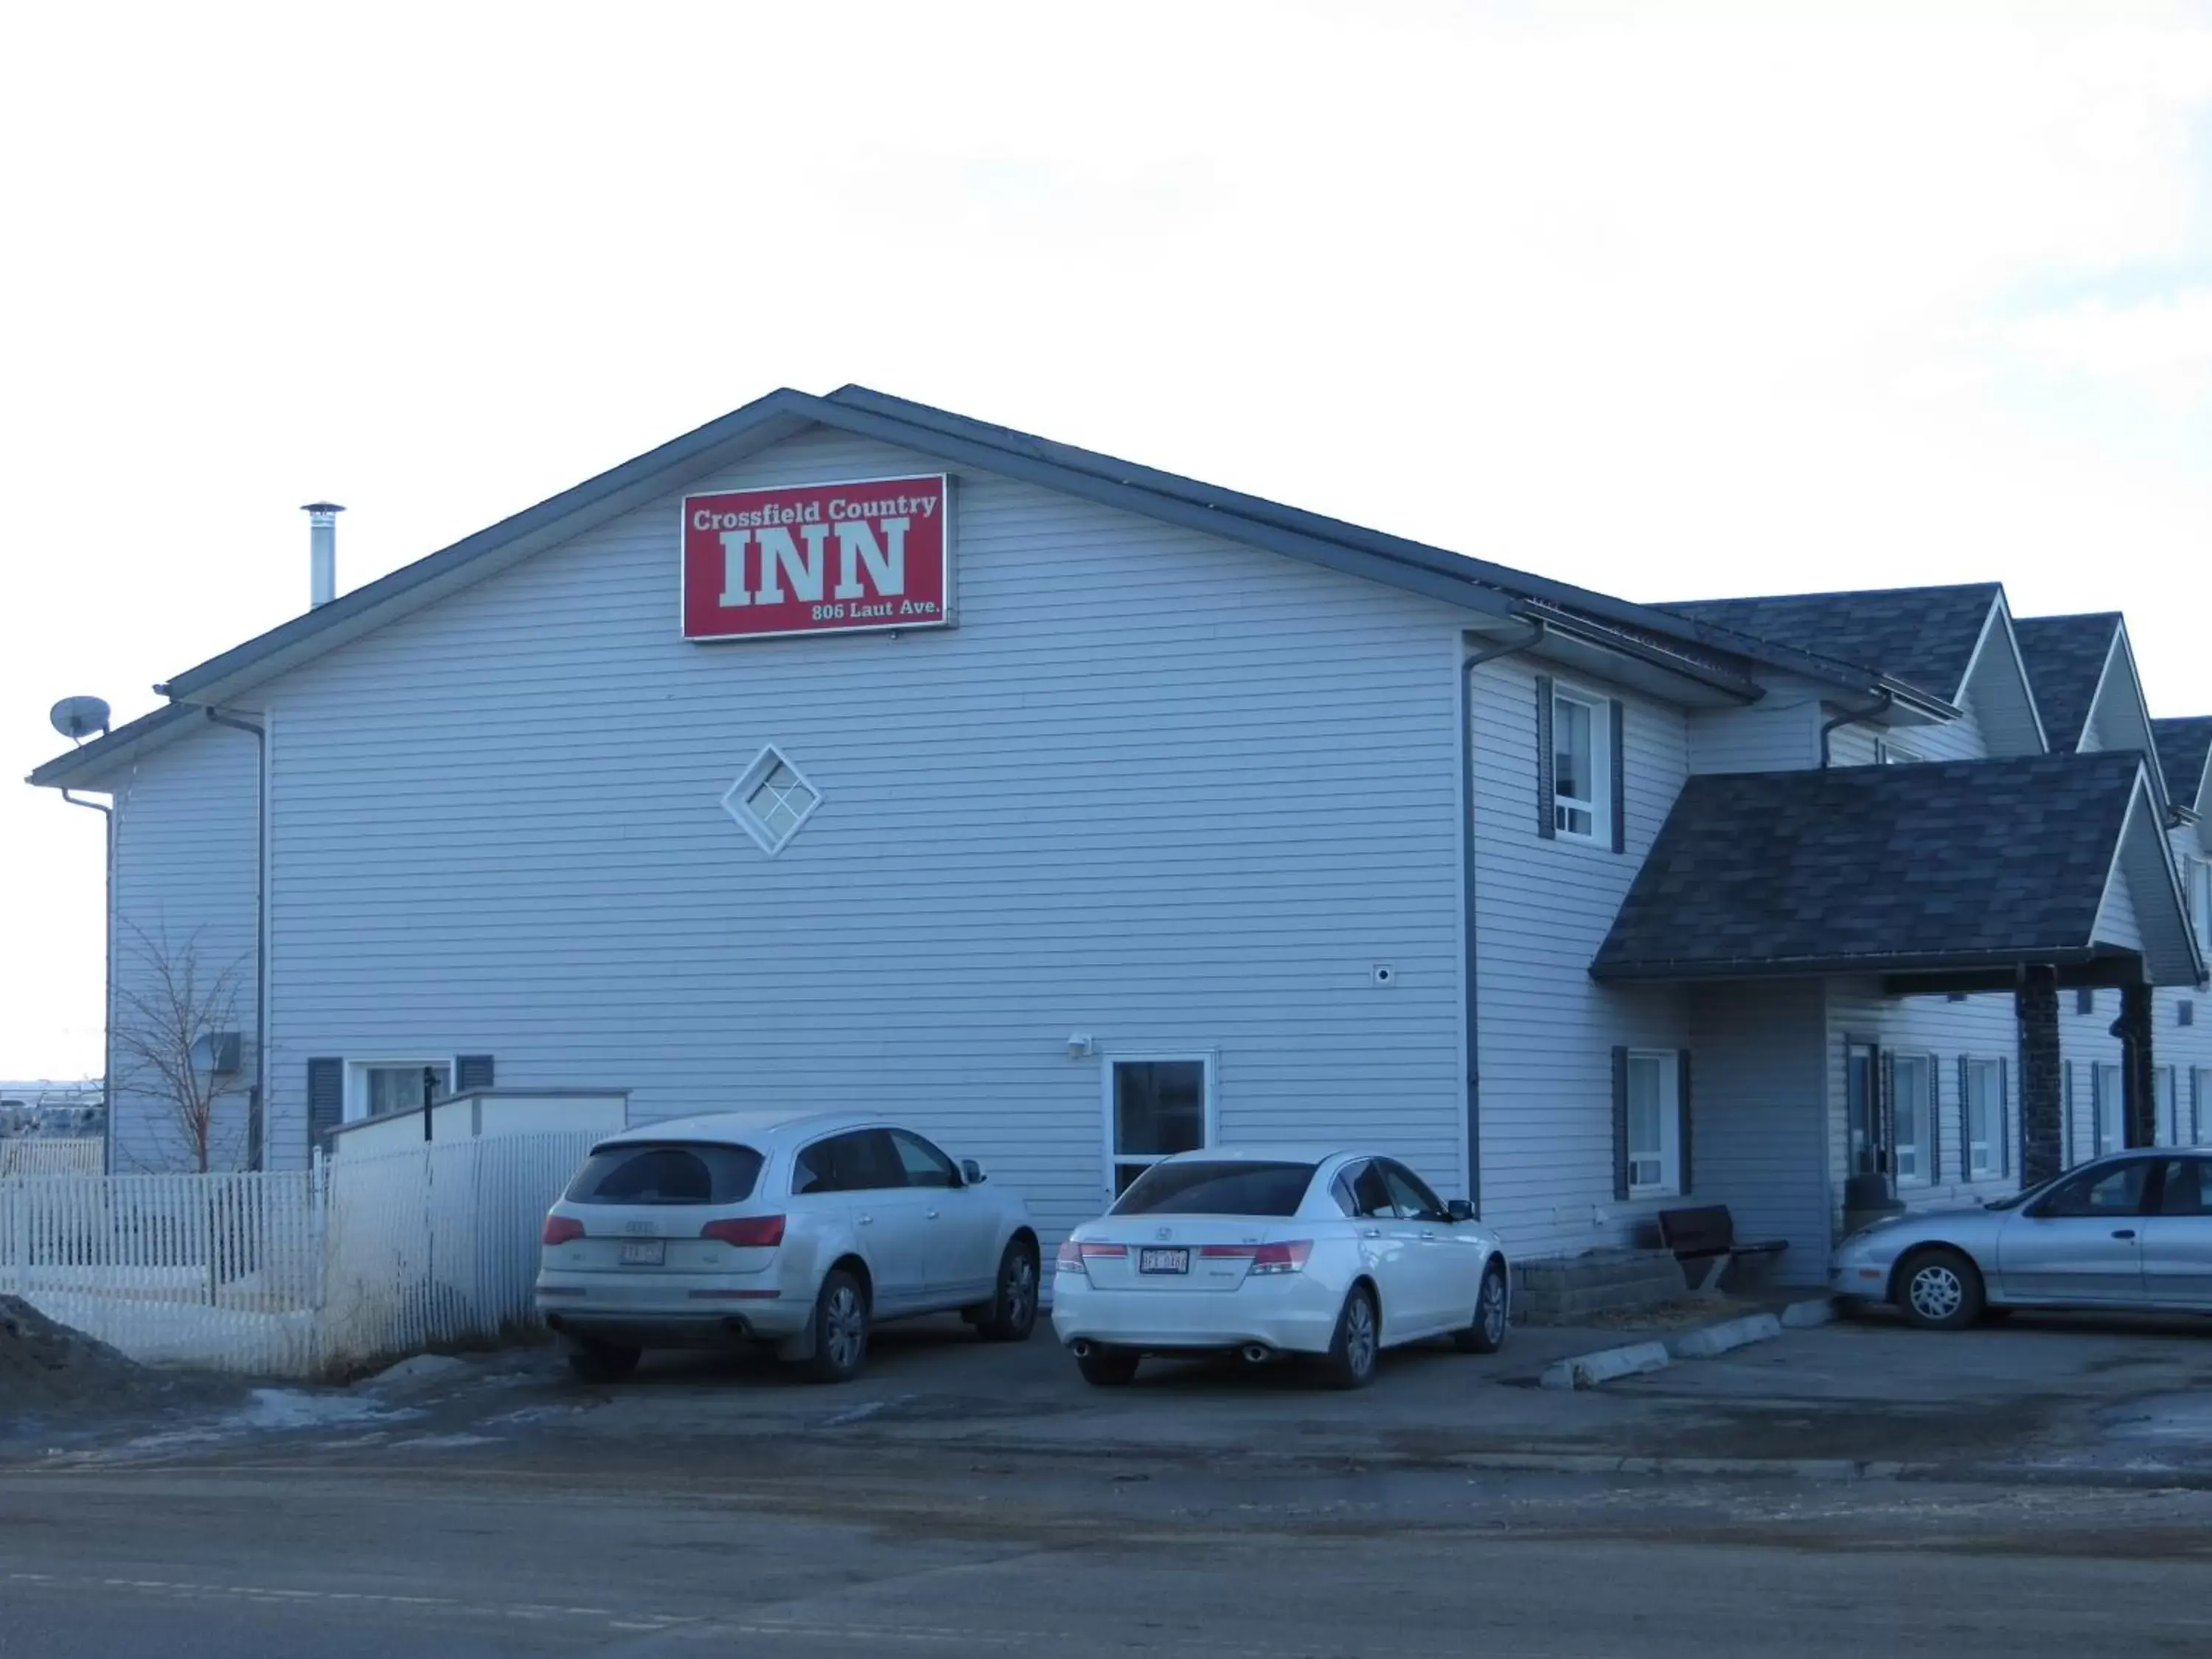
362 1354 471 1390
229 1388 417 1431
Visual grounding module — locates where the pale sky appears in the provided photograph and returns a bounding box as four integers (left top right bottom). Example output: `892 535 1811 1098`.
4 1 2210 1077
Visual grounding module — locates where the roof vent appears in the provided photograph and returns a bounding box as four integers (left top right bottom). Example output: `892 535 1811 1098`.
302 501 345 608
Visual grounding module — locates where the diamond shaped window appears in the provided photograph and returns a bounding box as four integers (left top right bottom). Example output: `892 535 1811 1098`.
722 746 821 855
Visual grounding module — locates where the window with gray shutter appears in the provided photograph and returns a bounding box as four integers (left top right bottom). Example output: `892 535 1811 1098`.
307 1057 344 1155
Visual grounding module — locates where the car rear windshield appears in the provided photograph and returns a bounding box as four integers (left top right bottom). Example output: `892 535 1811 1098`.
1112 1161 1317 1217
564 1142 764 1206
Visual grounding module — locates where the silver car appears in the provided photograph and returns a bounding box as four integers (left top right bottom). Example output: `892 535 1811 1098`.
1832 1150 2212 1329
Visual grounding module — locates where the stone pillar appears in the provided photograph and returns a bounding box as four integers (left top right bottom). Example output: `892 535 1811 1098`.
2116 984 2157 1146
2015 969 2063 1187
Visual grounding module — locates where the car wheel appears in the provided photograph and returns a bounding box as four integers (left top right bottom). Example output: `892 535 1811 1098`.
1896 1248 1984 1331
1075 1346 1141 1387
565 1340 640 1383
1453 1261 1509 1354
979 1238 1039 1342
1318 1284 1380 1390
801 1268 870 1383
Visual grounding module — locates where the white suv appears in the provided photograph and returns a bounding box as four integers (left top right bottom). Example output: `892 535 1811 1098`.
535 1110 1039 1383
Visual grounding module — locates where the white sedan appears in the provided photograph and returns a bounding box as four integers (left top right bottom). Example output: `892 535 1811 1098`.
1051 1146 1511 1388
535 1110 1040 1383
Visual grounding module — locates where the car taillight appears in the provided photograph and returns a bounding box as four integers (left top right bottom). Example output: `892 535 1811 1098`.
700 1214 786 1248
1056 1239 1084 1272
1236 1240 1311 1276
542 1215 584 1246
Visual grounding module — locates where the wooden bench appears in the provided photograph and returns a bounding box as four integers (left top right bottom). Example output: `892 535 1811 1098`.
1658 1205 1789 1293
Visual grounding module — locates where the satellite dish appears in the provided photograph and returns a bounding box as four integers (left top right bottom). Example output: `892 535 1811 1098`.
49 696 111 742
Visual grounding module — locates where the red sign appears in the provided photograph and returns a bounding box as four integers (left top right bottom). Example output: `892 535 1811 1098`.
681 473 953 641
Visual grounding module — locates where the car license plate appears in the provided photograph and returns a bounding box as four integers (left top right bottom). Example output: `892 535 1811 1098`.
619 1240 664 1266
1138 1248 1189 1275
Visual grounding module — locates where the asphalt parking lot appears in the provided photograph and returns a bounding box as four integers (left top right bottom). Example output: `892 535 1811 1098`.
17 1301 2212 1486
163 1301 2202 1484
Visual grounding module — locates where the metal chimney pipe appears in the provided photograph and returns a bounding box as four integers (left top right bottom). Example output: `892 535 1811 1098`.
302 501 345 608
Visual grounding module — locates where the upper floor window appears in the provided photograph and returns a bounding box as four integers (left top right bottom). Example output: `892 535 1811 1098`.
1551 689 1613 842
1874 737 1920 765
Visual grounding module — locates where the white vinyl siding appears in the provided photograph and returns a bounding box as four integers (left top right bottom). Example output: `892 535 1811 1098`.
1472 655 1688 1262
249 426 1473 1247
1686 981 1827 1279
105 728 262 1172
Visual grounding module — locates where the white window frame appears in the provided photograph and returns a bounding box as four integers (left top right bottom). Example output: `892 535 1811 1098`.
2191 858 2211 954
721 743 822 856
2156 1065 2179 1146
1551 685 1611 844
1964 1059 2002 1178
2196 1069 2212 1147
1624 1048 1680 1198
1873 737 1920 765
1100 1051 1217 1198
344 1058 456 1124
1893 1053 1935 1187
2096 1061 2124 1157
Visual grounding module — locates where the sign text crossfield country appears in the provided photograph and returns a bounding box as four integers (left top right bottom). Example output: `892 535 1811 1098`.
681 473 953 641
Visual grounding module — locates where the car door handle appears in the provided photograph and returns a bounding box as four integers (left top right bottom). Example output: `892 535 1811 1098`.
857 1214 874 1226
1360 1227 1383 1239
927 1209 941 1221
2112 1228 2138 1240
1419 1231 1438 1241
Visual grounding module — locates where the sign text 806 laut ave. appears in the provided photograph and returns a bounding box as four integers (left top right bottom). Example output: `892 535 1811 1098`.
681 473 952 641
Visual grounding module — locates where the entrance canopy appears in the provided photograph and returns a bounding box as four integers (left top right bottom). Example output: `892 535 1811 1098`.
1591 752 2203 994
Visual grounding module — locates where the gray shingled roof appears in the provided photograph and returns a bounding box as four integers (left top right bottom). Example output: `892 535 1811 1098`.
2154 716 2212 807
1591 752 2146 981
2012 613 2120 754
1657 584 2000 702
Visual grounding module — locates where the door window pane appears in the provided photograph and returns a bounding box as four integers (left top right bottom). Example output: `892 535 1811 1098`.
1349 1161 1397 1219
2157 1159 2212 1217
1380 1161 1447 1223
793 1130 902 1195
2038 1159 2150 1218
889 1129 958 1189
1893 1056 1933 1185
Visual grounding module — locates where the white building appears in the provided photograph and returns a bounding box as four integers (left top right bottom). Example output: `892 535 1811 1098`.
30 387 2212 1276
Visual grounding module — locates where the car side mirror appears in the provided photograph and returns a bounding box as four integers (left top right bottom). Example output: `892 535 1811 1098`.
961 1158 987 1186
1447 1198 1475 1222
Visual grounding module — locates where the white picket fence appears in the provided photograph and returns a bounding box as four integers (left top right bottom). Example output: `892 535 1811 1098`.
0 1130 598 1379
0 1138 105 1178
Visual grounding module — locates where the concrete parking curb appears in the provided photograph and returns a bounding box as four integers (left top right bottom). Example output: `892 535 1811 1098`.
1781 1298 1837 1328
1668 1312 1784 1358
1537 1340 1672 1391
